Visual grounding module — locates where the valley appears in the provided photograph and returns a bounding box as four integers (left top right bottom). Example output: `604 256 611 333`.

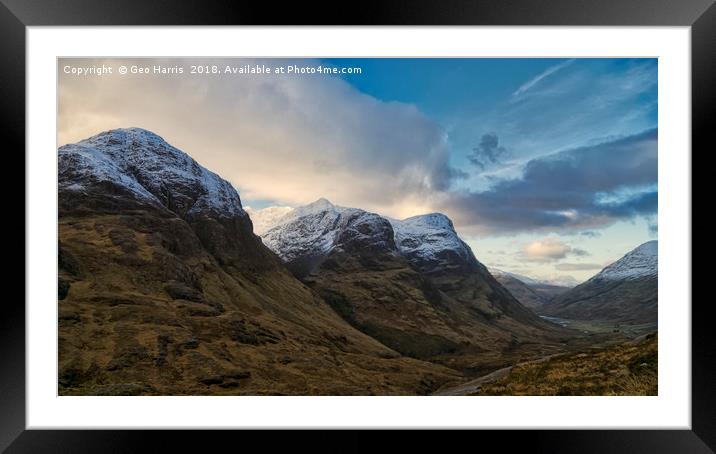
57 128 658 396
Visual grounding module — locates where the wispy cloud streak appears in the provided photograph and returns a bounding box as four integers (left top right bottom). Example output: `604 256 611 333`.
512 59 575 98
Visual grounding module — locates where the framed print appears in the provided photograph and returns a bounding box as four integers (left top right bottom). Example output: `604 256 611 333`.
7 0 715 451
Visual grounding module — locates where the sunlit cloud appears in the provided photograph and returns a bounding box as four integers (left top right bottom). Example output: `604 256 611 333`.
59 58 460 220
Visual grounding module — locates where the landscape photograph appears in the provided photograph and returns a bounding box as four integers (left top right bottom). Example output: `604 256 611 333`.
57 57 658 396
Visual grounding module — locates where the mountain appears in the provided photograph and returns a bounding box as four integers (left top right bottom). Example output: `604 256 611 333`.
489 268 578 290
259 198 396 278
489 269 543 286
591 240 657 281
255 199 569 374
541 241 657 325
489 269 572 309
57 128 464 395
538 275 581 288
490 270 553 309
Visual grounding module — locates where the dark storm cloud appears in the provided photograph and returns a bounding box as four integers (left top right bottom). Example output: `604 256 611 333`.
444 128 658 234
468 133 507 170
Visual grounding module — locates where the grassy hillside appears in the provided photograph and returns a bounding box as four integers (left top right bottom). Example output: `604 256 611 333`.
473 332 657 396
58 213 464 395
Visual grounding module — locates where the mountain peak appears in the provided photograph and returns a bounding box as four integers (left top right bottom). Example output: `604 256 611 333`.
254 199 480 273
301 197 336 212
80 127 168 146
593 240 657 281
389 213 477 271
59 128 245 219
635 240 658 255
398 213 455 231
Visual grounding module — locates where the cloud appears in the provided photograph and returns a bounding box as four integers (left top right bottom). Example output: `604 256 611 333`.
468 133 507 170
58 58 658 236
571 248 590 257
555 263 604 271
519 238 589 262
58 58 460 219
522 238 571 261
649 223 658 236
473 59 658 181
645 214 658 237
512 59 575 98
441 129 658 235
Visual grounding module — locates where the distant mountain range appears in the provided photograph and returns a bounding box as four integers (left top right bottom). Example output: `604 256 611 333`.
489 269 579 289
489 269 572 309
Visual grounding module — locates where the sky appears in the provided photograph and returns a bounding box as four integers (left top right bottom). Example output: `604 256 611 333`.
58 57 658 283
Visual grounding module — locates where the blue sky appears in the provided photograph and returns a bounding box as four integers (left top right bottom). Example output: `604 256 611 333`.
329 58 657 189
59 57 657 283
325 58 658 282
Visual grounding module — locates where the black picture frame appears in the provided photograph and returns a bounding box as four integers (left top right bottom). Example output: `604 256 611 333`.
5 0 714 452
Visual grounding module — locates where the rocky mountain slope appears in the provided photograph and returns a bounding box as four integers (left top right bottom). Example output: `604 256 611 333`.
541 241 657 325
254 200 570 374
58 128 464 395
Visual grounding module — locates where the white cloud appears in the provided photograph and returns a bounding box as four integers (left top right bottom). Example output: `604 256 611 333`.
520 238 573 262
58 58 455 219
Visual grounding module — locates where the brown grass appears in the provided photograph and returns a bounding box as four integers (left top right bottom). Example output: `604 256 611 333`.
475 332 657 396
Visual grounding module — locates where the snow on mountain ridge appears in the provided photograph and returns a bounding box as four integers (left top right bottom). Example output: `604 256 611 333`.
257 199 478 269
59 128 246 218
260 200 390 264
389 213 476 265
489 268 542 286
591 240 657 281
489 268 579 288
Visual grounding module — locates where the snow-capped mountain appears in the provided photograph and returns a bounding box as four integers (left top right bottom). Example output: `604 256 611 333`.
259 199 396 273
254 199 482 274
489 269 542 286
542 241 658 324
56 128 563 395
389 213 478 271
253 198 554 361
58 128 246 219
489 269 579 288
58 127 281 274
59 129 477 395
590 240 657 281
541 275 581 288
